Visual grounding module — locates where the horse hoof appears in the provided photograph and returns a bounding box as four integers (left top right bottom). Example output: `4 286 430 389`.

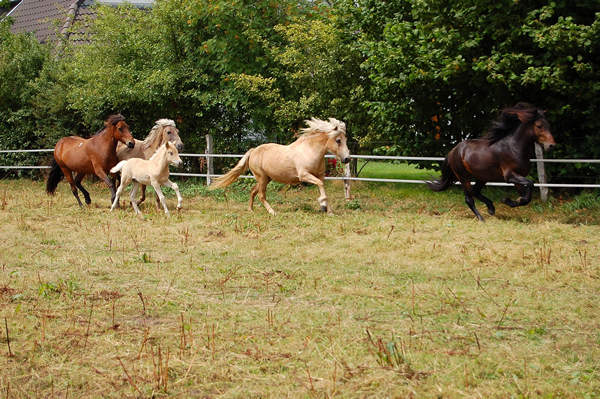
488 208 495 216
320 205 327 212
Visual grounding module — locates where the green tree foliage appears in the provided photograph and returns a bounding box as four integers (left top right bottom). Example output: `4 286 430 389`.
335 0 600 181
0 19 56 172
62 0 315 155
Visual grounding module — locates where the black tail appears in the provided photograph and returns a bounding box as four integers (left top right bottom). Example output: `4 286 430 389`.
426 157 456 192
46 159 64 195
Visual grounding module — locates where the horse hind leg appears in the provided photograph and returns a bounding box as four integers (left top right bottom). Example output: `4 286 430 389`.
256 176 276 215
75 173 91 205
62 169 83 207
248 183 259 211
129 182 143 216
473 181 495 215
111 175 129 211
460 181 484 221
135 184 147 207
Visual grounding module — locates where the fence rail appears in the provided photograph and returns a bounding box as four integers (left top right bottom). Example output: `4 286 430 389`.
2 148 600 191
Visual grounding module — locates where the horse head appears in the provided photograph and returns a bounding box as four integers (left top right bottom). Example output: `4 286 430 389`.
157 119 184 151
532 110 555 151
106 114 135 149
325 118 351 164
165 141 183 168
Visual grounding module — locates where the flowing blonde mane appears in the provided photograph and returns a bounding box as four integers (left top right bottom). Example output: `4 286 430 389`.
298 117 346 140
142 119 177 150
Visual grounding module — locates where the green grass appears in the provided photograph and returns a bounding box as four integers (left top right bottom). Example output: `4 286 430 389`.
357 160 437 180
0 177 599 398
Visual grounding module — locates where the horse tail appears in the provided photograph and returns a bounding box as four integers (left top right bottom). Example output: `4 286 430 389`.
110 160 127 174
46 159 64 195
209 149 253 190
426 157 456 192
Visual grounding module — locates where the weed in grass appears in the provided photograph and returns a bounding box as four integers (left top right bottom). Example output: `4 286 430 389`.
345 198 361 210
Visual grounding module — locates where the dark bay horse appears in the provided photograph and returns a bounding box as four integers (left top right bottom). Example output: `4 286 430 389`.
427 103 555 221
46 114 135 206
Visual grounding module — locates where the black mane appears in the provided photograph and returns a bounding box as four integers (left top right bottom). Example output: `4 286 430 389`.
483 103 543 144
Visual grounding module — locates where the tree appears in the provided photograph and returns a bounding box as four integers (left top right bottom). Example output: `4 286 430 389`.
335 0 600 182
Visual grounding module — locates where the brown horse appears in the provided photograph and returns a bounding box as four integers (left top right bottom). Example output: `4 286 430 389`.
116 118 184 207
46 114 135 206
210 118 350 215
427 103 555 221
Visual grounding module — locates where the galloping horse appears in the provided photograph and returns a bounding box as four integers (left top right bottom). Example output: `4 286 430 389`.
46 114 135 206
116 118 184 207
111 141 183 216
210 118 351 215
427 103 555 221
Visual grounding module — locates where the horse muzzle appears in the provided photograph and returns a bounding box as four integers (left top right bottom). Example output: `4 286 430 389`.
127 141 135 149
542 142 555 151
176 143 184 151
341 157 351 164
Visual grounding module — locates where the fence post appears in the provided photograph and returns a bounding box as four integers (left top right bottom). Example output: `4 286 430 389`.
343 162 352 200
205 134 213 186
534 143 548 202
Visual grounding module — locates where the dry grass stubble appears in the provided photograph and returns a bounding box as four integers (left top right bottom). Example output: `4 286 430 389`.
0 179 599 398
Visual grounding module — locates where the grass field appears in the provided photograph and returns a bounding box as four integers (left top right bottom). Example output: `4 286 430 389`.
1 169 599 398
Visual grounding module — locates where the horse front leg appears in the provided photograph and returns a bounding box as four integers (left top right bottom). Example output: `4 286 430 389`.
163 180 183 210
299 172 331 214
502 174 534 207
151 180 170 215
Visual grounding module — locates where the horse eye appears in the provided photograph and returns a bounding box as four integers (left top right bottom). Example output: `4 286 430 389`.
169 152 173 155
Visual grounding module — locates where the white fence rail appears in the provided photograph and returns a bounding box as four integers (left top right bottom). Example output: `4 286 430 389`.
2 149 600 192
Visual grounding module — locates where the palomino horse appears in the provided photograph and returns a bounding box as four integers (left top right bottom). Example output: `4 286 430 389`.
210 118 351 215
427 103 555 221
110 141 183 216
116 118 184 207
46 114 135 206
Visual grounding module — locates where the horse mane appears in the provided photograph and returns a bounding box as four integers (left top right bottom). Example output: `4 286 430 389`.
93 114 126 136
298 118 346 140
483 103 542 144
143 119 177 150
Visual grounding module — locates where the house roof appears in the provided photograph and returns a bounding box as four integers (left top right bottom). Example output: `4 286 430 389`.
3 0 153 43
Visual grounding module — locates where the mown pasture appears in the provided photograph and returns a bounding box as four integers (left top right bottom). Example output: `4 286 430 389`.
0 169 599 398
